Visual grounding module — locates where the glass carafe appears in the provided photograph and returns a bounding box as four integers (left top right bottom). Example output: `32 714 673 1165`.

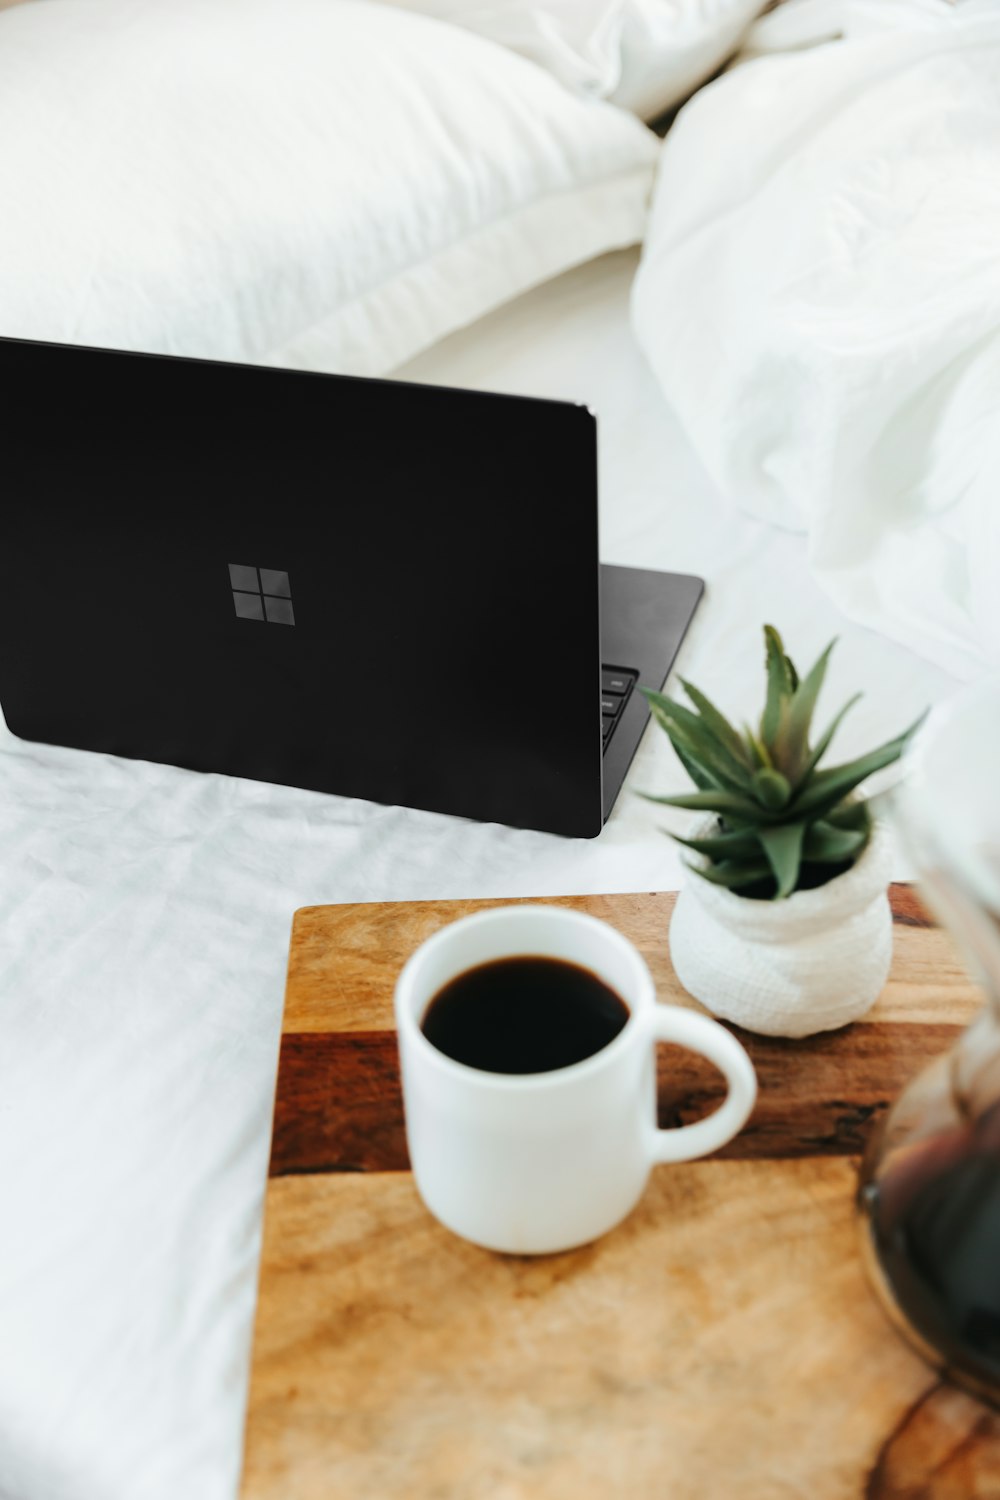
858 680 1000 1406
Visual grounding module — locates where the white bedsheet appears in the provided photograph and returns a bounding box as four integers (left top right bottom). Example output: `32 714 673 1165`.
0 249 955 1500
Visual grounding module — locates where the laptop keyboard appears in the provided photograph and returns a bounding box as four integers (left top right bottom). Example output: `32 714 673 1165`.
601 666 638 751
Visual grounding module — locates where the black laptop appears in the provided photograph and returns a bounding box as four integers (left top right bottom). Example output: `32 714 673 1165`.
0 336 701 837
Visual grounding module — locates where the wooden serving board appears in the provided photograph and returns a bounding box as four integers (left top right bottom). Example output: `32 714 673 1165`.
240 888 1000 1500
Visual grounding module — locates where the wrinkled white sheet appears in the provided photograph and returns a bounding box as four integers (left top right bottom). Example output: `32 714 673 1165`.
633 0 1000 681
0 250 954 1500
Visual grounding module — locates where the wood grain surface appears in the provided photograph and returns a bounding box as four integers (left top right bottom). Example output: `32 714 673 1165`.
281 887 977 1033
241 886 997 1500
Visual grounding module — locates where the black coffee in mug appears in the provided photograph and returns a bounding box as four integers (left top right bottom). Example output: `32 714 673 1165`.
420 955 630 1075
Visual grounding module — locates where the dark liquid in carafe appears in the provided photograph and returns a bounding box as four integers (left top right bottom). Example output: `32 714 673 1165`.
421 955 629 1075
867 1098 1000 1392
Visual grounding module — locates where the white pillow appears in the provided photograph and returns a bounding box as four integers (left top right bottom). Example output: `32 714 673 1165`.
377 0 625 95
373 0 767 120
0 0 658 376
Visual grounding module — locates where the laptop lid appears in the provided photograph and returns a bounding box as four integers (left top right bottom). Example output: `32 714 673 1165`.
0 336 605 836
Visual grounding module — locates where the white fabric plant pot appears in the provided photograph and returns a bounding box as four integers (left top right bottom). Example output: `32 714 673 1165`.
669 816 894 1038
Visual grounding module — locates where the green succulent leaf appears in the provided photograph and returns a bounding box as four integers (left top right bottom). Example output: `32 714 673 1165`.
792 713 927 820
761 625 794 745
642 689 754 793
673 826 762 861
824 800 871 832
670 738 720 793
802 692 862 783
638 789 777 824
743 727 773 771
757 821 807 899
692 859 776 892
802 818 870 865
664 725 751 796
773 638 836 781
752 768 791 810
678 679 752 768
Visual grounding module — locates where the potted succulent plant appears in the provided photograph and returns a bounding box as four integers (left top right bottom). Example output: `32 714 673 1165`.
642 626 923 1038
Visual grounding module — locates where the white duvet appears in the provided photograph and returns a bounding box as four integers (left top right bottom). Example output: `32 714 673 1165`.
632 0 1000 680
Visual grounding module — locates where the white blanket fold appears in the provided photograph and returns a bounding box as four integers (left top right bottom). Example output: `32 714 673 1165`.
633 0 1000 678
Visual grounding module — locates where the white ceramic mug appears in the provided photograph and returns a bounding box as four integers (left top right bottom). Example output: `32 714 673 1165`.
394 904 758 1254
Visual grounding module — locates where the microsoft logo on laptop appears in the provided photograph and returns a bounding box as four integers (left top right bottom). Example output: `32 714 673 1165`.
229 564 295 626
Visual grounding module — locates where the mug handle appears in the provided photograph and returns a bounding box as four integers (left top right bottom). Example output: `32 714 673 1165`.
644 1006 757 1163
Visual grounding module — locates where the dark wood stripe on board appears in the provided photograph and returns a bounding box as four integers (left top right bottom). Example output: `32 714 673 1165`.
268 1020 962 1177
889 884 934 929
864 1381 1000 1499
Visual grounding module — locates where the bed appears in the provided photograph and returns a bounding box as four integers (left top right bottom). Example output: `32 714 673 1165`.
0 3 964 1497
